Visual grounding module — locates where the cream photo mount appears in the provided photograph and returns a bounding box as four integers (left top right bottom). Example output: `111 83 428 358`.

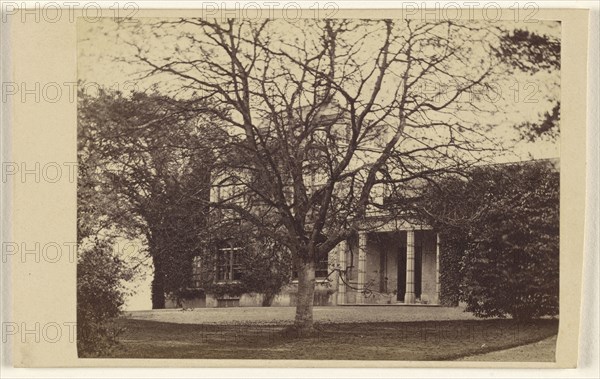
5 6 589 369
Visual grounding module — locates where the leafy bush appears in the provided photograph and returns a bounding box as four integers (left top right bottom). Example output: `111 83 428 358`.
237 238 292 306
77 238 128 356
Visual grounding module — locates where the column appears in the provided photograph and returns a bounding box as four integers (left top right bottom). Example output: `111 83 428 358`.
337 240 347 305
357 232 367 304
434 233 440 305
404 230 416 304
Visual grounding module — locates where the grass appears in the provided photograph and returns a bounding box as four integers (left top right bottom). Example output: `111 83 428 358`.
458 335 558 362
100 317 558 361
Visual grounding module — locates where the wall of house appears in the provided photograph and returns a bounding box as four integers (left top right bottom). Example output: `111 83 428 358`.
168 281 338 309
342 232 406 305
165 230 440 309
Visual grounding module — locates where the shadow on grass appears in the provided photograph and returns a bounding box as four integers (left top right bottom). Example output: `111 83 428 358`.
96 318 558 361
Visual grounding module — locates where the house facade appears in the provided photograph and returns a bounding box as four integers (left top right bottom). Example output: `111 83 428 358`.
166 217 441 308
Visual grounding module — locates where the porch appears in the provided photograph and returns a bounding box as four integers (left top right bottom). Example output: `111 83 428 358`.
334 227 441 306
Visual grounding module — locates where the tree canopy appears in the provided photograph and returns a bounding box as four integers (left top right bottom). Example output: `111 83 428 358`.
78 89 217 308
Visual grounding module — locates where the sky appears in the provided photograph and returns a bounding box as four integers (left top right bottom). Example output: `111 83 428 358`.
78 17 561 159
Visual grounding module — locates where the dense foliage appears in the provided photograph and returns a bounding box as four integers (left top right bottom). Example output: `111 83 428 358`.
78 89 216 308
76 238 129 356
416 160 559 319
77 111 130 356
237 238 293 306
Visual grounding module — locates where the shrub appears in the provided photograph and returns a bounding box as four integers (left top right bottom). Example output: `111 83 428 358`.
459 163 559 319
77 238 128 356
417 160 559 319
237 238 292 306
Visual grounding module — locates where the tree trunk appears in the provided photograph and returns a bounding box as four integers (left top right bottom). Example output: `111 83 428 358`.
151 255 166 309
294 260 316 331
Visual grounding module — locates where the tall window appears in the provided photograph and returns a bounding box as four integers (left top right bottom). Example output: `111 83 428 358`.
315 255 329 279
216 242 243 282
191 256 203 288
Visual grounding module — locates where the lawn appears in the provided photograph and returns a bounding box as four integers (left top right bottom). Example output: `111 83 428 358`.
103 317 558 361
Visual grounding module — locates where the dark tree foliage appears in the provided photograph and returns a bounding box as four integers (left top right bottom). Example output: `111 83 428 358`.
415 160 559 319
194 222 293 306
78 88 216 308
77 109 131 356
439 231 468 307
497 28 560 142
497 28 560 73
238 237 293 306
517 102 560 142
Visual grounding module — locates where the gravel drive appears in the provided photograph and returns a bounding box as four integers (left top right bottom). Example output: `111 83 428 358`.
126 305 478 325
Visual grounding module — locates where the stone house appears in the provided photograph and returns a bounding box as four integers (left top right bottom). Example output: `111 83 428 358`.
165 101 444 309
167 220 441 309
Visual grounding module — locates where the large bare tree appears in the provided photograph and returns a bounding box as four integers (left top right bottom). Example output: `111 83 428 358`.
131 18 518 330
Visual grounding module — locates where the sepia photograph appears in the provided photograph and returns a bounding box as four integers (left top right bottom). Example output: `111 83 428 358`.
75 13 563 362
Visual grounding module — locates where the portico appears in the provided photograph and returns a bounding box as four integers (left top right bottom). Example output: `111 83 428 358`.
335 224 441 305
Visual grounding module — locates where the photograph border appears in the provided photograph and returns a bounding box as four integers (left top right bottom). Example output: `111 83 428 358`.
4 5 590 370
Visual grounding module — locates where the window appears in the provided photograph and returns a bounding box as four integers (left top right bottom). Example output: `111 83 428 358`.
372 182 387 206
315 256 329 279
291 255 330 280
216 243 243 282
191 256 203 288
